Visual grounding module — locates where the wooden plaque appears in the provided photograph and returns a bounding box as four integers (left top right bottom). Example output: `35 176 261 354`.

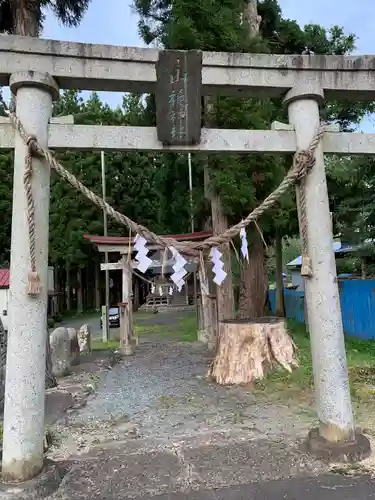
155 50 202 146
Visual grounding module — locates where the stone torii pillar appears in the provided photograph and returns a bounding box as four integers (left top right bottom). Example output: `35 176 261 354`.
284 84 370 459
2 71 59 481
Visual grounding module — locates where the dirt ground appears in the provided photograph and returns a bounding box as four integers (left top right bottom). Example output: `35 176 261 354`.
3 311 375 499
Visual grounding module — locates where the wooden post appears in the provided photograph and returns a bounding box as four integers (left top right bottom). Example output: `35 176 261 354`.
198 265 217 350
133 277 140 311
119 258 133 355
101 257 136 353
95 260 101 311
275 230 285 317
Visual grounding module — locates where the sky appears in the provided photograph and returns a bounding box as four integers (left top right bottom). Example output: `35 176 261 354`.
22 0 375 131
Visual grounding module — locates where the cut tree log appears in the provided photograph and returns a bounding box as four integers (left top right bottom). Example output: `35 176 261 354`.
208 317 298 385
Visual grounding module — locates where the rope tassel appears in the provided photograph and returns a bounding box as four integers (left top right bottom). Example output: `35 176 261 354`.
24 135 41 297
300 256 313 277
28 269 41 296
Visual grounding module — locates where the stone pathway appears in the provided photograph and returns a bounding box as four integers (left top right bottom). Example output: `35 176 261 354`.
3 312 374 498
48 332 316 458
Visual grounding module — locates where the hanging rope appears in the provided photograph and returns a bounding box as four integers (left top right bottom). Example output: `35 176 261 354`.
10 110 324 295
24 135 41 295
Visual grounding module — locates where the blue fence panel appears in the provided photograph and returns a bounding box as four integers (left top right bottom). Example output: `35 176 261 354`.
339 280 375 339
268 289 276 313
284 289 305 323
268 289 305 323
269 280 375 339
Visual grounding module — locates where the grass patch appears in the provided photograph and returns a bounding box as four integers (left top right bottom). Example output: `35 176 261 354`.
91 312 198 351
135 313 197 342
91 339 120 351
173 314 198 342
254 321 375 406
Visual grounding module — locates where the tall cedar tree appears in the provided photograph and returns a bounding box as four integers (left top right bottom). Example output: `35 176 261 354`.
134 0 375 317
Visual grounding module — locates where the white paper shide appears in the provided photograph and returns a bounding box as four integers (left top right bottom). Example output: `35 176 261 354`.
240 227 249 262
134 234 152 273
210 247 227 286
169 246 187 291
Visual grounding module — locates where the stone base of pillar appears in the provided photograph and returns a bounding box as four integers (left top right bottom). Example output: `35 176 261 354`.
207 340 216 352
197 328 209 343
122 345 134 356
0 460 64 491
305 428 371 463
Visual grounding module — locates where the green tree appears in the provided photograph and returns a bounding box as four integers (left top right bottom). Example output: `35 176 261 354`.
134 0 375 319
0 0 92 389
327 155 375 246
0 93 11 266
0 0 91 36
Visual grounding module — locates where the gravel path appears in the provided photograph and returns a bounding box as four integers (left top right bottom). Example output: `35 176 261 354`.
70 338 302 438
48 312 313 461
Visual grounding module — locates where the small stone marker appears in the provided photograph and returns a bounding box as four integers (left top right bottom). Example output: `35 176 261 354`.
155 50 202 146
78 324 91 354
67 327 80 366
50 327 72 378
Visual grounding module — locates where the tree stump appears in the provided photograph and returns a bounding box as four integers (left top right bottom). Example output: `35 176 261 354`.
208 317 298 385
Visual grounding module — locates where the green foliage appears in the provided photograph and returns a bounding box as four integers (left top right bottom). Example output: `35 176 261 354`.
49 90 175 266
0 88 196 268
0 0 91 34
0 150 12 266
0 0 374 279
134 0 374 245
327 155 375 259
255 320 375 406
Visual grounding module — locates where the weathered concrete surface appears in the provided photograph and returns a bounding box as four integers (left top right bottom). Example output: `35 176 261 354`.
132 474 375 499
50 327 72 377
285 85 355 443
44 391 74 426
2 71 58 481
3 120 375 155
1 35 375 98
66 328 80 366
2 313 372 498
1 443 374 499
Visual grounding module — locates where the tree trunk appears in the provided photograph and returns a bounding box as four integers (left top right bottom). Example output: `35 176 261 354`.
243 0 261 36
66 262 71 312
13 1 40 36
361 257 367 279
239 228 268 318
203 95 235 324
77 267 83 314
204 164 235 321
275 230 285 317
238 0 267 320
208 317 298 385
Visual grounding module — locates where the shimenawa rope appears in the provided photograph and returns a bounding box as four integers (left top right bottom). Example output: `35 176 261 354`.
9 110 324 295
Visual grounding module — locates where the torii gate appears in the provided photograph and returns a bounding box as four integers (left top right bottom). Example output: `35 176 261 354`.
84 231 211 353
0 35 374 480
